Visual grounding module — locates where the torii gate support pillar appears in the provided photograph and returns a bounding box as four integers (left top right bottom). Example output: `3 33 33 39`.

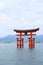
29 38 35 48
16 38 24 48
28 32 35 48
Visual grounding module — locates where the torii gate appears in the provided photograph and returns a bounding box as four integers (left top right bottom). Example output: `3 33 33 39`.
14 28 39 48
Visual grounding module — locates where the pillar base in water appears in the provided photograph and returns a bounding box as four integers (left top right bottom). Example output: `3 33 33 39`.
16 38 24 48
29 38 35 48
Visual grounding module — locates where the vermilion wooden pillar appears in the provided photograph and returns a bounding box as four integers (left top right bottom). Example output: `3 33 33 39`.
16 33 24 48
28 32 35 48
16 38 19 48
29 38 35 48
20 33 22 48
22 38 24 47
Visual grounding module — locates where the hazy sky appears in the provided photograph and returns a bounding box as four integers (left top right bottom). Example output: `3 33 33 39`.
0 0 43 37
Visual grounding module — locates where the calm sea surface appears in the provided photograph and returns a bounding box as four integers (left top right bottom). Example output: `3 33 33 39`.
0 43 43 65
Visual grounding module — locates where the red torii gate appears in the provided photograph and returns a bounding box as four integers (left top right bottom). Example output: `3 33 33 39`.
14 28 39 48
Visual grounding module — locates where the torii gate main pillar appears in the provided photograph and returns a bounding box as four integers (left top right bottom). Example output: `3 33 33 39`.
28 32 35 48
16 33 24 48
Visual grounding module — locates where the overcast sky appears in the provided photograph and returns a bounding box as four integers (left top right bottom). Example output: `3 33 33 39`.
0 0 43 37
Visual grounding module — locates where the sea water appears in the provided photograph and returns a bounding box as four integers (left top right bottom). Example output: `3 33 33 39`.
0 43 43 65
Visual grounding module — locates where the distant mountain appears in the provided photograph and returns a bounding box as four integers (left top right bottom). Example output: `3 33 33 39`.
0 35 43 43
0 35 16 43
35 35 43 43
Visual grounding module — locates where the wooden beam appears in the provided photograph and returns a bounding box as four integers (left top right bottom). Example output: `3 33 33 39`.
16 34 36 36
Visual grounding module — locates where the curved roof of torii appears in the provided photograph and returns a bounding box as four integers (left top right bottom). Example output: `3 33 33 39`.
14 28 39 33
